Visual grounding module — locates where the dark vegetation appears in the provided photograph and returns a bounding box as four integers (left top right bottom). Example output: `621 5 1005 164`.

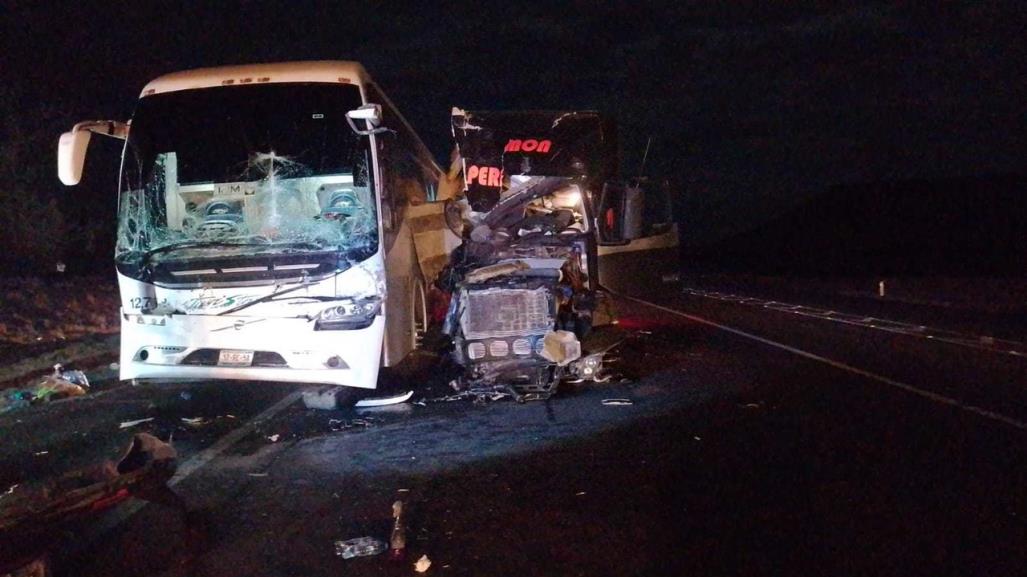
684 173 1026 277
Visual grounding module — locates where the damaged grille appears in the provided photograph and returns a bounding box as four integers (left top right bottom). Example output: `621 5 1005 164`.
460 287 553 340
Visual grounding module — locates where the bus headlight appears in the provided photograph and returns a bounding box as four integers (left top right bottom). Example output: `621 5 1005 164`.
314 297 382 330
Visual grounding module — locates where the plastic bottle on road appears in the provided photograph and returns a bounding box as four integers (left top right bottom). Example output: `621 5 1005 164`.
334 537 387 559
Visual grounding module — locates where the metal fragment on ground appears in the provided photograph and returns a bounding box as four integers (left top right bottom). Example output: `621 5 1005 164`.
328 418 376 432
354 390 413 407
601 398 633 406
119 417 154 429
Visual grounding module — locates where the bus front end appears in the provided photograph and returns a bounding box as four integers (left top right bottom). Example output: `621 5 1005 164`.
112 74 385 388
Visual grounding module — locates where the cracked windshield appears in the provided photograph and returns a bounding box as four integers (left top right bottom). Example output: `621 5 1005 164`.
117 83 376 266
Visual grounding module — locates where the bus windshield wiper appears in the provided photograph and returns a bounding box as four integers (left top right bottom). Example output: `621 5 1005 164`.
217 277 314 316
138 240 326 264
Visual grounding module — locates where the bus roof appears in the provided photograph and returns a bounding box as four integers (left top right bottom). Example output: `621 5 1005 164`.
140 61 371 97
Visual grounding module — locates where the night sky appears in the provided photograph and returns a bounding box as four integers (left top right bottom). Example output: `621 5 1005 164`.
2 1 1024 267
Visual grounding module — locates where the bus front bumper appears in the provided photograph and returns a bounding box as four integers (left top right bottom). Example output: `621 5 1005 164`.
119 312 385 389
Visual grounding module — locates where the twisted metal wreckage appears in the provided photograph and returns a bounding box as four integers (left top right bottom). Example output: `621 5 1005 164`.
429 110 620 401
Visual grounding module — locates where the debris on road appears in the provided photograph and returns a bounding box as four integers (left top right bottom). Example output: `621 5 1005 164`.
438 390 511 404
414 554 432 572
354 390 413 408
119 417 155 429
180 417 207 427
0 485 18 500
328 418 376 432
267 434 280 443
334 537 387 559
302 386 347 410
0 433 179 565
390 500 407 558
601 398 633 406
0 365 91 415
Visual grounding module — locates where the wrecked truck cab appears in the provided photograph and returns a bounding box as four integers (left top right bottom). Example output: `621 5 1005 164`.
57 61 440 390
439 110 627 399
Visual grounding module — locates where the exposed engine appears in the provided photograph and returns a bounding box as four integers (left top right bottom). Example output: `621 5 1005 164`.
439 177 600 400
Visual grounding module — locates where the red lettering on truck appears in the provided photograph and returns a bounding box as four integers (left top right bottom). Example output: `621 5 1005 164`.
504 139 552 153
466 165 503 188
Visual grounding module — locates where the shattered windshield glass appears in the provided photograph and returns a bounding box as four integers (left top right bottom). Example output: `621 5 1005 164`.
117 83 376 266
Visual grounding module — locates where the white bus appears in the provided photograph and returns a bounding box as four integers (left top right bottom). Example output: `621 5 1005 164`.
58 61 439 390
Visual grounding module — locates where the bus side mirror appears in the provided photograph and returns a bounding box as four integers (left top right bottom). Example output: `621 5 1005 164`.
346 104 388 135
596 181 645 244
58 129 92 186
57 120 129 186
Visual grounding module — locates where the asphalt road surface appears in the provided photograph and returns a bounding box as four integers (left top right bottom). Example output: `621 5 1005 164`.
3 285 1025 577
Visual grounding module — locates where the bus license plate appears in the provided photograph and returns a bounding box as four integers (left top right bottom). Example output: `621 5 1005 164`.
218 349 254 366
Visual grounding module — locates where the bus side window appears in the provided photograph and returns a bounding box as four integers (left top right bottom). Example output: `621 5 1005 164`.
366 83 431 231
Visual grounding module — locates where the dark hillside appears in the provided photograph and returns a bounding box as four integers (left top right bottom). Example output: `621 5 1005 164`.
686 174 1026 276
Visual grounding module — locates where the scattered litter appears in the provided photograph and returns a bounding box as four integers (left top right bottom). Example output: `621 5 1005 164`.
390 500 407 558
53 365 89 389
0 434 176 539
397 488 410 493
180 391 193 401
355 390 414 408
575 491 586 496
637 330 653 335
741 403 762 409
267 434 280 442
248 473 269 477
428 387 512 404
180 417 208 427
414 554 432 572
302 386 345 410
1 484 18 499
328 417 376 432
34 451 49 456
693 436 701 441
119 417 154 429
334 537 387 559
109 362 120 371
601 398 633 406
1 365 92 415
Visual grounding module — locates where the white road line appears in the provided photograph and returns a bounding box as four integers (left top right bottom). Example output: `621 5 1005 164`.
619 294 1027 431
682 288 1026 356
169 389 303 486
92 389 303 533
